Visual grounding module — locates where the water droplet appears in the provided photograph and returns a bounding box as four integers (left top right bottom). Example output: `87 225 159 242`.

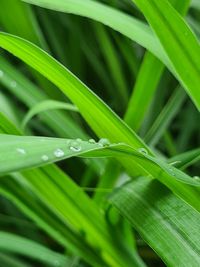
69 141 81 152
138 148 148 155
16 148 26 155
41 155 48 161
98 138 110 147
10 81 17 88
193 176 200 180
0 70 4 78
54 149 64 158
169 160 181 166
89 138 96 144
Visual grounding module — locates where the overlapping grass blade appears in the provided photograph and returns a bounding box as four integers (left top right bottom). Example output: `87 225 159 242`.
0 114 144 267
0 134 199 188
22 100 78 129
0 232 70 266
145 86 186 146
0 33 199 214
125 0 190 131
132 0 200 110
23 0 200 109
110 176 200 267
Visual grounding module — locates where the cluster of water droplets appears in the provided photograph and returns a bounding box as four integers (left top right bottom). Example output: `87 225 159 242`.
98 138 110 147
16 137 112 163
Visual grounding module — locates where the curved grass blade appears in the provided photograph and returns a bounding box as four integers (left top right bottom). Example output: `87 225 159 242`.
0 232 70 266
0 134 199 188
110 176 200 267
144 86 186 146
132 0 200 110
0 32 149 151
22 0 170 68
0 33 199 214
125 53 164 131
22 100 78 129
0 116 145 267
23 0 200 109
168 148 200 170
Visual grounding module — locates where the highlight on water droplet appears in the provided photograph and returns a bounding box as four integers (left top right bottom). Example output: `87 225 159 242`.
41 155 49 161
169 160 181 166
16 148 26 155
138 148 148 155
10 81 17 88
54 149 64 158
98 138 110 147
69 141 82 152
193 176 200 180
89 138 96 144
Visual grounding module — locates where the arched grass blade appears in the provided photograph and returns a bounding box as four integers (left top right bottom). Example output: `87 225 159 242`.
132 0 200 110
22 100 78 129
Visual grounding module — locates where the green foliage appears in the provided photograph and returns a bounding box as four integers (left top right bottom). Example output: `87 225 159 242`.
0 0 199 266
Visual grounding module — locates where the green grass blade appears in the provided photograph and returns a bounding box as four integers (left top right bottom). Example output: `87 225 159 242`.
132 0 200 110
22 0 169 68
0 33 199 214
92 23 128 105
168 148 200 170
0 32 150 150
125 53 164 131
0 253 31 267
125 0 190 131
0 0 47 48
110 176 200 267
0 232 70 266
0 134 199 188
144 86 186 146
22 100 78 129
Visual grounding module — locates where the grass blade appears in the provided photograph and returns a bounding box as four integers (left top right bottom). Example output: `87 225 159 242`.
132 0 200 110
110 176 200 267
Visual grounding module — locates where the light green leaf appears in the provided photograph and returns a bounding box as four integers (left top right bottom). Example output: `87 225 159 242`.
110 176 200 267
0 232 70 266
22 100 79 129
132 0 200 110
0 134 199 188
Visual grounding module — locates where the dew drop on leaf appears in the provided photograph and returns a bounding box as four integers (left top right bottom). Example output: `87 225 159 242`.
138 148 148 155
16 148 26 155
41 155 49 161
89 138 96 144
54 149 64 157
98 138 110 147
69 141 82 152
